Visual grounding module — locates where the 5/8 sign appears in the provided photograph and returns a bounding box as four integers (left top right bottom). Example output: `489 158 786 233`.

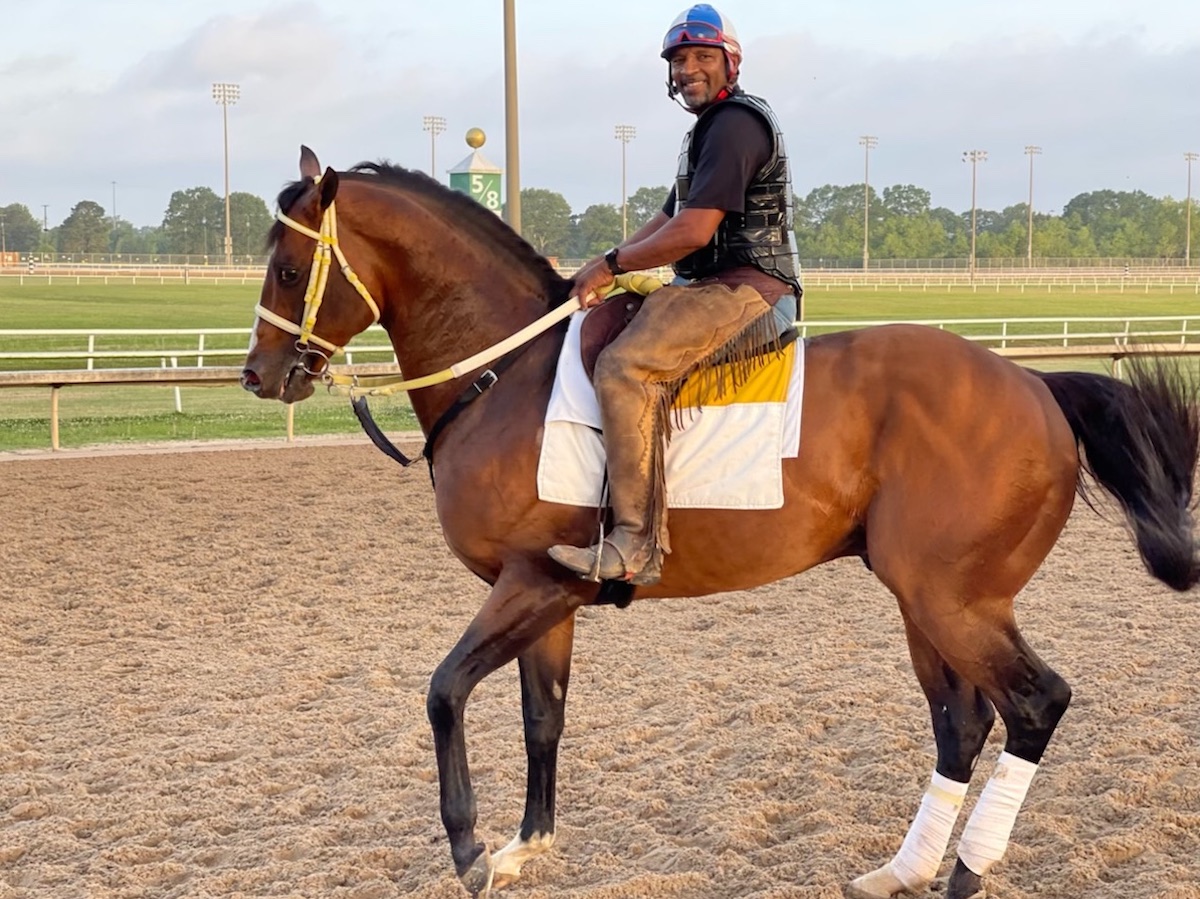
470 173 502 212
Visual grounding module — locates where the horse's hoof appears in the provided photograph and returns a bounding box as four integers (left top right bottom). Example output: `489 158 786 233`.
490 871 518 892
459 843 494 898
845 885 892 899
845 862 909 898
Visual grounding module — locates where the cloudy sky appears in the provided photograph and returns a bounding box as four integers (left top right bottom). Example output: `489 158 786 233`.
3 1 1198 228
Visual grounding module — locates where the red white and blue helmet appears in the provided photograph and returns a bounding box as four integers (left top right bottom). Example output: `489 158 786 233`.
661 4 742 80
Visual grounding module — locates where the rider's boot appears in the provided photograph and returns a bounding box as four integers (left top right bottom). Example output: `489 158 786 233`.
549 282 774 586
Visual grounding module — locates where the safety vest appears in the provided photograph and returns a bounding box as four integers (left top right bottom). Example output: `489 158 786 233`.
673 92 802 294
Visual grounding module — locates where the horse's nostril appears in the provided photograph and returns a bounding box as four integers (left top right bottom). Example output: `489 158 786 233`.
240 370 262 394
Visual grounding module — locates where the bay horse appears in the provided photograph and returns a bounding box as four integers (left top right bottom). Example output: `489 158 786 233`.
240 147 1200 899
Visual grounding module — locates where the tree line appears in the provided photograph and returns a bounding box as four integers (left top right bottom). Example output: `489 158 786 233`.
520 184 1198 263
2 182 1195 263
0 188 274 258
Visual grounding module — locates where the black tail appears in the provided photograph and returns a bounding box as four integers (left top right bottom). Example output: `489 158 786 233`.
1036 360 1200 591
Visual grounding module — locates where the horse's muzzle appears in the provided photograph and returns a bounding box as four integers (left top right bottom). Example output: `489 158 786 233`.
240 369 263 396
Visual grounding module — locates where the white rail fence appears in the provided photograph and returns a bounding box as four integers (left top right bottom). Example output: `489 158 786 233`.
3 263 1200 290
4 316 1200 451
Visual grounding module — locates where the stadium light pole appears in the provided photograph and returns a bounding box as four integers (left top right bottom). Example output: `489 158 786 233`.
503 0 521 234
962 149 987 281
111 180 118 255
0 213 6 256
1024 145 1041 267
859 135 878 270
615 124 636 240
423 115 447 180
212 82 240 266
1186 152 1198 267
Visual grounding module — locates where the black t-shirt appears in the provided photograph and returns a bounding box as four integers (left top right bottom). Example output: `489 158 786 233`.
662 103 773 216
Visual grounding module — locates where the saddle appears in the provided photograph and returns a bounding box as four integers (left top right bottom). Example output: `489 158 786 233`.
579 294 646 381
578 289 797 384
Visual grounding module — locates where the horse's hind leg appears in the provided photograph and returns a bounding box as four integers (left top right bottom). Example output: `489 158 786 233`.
490 615 576 890
937 625 1071 899
847 613 996 899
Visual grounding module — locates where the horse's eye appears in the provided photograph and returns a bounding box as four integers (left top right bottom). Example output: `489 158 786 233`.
277 265 300 285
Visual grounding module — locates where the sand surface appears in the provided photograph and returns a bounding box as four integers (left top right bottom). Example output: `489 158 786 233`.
2 443 1199 898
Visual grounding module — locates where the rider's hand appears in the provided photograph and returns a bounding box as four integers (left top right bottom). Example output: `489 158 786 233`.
571 256 616 309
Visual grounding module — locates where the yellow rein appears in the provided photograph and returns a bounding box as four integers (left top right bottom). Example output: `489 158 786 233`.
259 194 662 398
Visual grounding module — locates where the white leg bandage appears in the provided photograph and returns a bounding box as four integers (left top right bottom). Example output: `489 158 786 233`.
891 771 970 888
957 751 1039 876
847 771 968 897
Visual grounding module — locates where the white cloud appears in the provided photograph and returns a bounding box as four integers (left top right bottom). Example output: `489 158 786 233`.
2 3 1198 227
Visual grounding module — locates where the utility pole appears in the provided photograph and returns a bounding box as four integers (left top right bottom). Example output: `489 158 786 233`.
1186 152 1198 267
111 180 118 255
615 124 636 240
212 82 240 266
962 149 988 282
1024 146 1041 267
503 0 521 234
423 115 447 179
859 135 878 270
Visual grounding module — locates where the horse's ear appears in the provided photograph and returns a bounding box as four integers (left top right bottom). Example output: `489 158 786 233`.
318 167 339 210
299 145 321 179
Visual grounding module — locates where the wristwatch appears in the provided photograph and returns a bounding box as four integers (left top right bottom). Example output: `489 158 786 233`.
604 247 626 276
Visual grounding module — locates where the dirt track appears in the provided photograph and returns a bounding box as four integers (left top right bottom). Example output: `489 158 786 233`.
2 442 1199 898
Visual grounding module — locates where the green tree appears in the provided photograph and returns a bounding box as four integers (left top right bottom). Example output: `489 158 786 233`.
161 187 223 257
796 184 863 231
119 225 167 257
1032 216 1096 258
229 192 274 258
519 188 573 257
875 214 950 259
880 185 931 218
976 222 1024 258
0 203 42 253
569 204 623 257
794 184 868 262
627 185 671 230
58 201 111 254
1062 190 1163 256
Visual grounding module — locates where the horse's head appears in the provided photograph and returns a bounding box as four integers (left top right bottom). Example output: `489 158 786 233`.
241 146 383 403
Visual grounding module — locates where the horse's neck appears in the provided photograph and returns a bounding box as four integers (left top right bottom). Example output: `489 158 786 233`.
384 254 557 435
344 182 561 435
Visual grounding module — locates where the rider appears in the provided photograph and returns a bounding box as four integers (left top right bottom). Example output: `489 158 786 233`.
548 3 803 586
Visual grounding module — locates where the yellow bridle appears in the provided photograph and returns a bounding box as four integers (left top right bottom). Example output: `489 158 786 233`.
254 194 382 357
257 187 663 398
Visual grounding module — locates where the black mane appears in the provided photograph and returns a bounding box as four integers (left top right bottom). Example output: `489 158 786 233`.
269 161 569 303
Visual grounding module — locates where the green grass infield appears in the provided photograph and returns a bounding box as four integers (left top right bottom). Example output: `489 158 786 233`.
1 278 1196 451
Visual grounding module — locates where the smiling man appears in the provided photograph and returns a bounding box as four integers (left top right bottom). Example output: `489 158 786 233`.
550 4 803 586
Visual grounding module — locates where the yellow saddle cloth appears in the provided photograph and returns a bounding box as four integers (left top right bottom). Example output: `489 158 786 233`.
536 311 805 510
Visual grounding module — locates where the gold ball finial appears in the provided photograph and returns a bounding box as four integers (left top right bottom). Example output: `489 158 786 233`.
465 128 486 149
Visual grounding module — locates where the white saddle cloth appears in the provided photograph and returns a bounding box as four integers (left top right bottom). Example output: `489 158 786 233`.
536 311 805 510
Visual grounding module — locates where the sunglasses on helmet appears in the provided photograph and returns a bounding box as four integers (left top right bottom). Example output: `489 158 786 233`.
662 21 725 52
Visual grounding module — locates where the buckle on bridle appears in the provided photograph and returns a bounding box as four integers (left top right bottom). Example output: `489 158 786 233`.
473 370 498 394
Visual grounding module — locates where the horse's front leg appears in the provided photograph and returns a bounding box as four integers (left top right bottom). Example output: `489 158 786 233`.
426 563 590 898
490 613 576 889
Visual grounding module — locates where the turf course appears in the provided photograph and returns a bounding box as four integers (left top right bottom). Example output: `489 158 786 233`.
2 278 1197 451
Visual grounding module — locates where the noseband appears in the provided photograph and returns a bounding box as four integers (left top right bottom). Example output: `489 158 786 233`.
254 183 382 373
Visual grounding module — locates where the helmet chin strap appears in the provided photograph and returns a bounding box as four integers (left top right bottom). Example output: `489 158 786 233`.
666 77 738 113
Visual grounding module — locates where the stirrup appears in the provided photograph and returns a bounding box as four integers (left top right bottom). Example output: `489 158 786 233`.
547 539 662 586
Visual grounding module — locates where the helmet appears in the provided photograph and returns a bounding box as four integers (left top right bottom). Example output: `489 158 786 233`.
660 4 742 81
